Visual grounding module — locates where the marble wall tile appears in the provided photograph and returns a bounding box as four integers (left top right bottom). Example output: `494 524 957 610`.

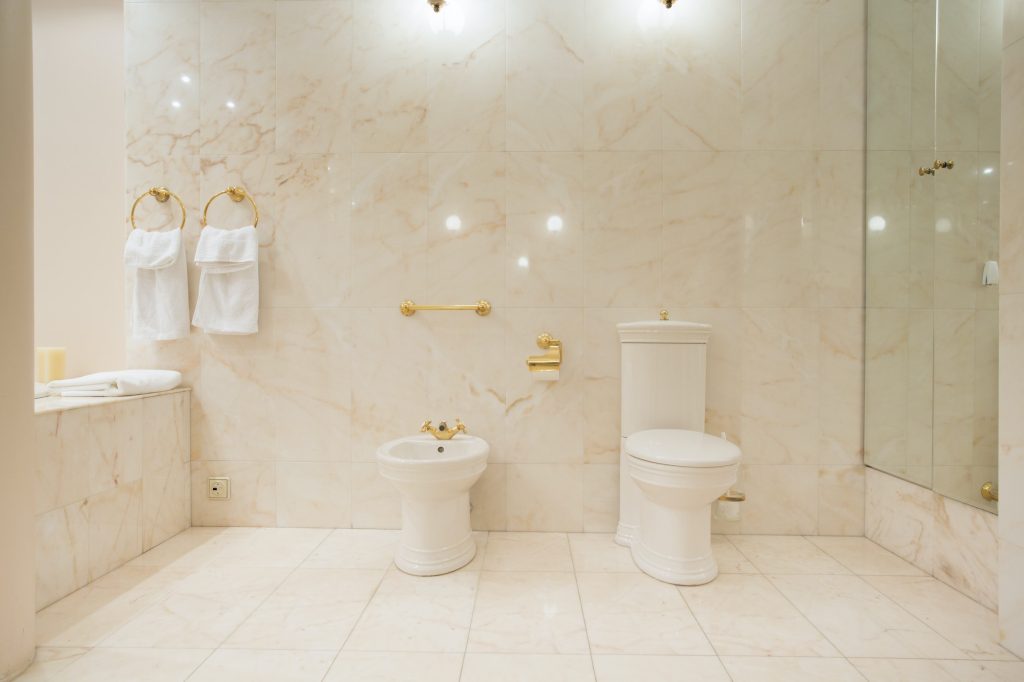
507 463 584 532
662 0 741 151
819 309 865 466
35 502 90 610
816 152 866 307
735 464 819 535
350 462 401 529
818 465 866 536
507 0 584 151
819 0 867 150
866 0 914 151
584 0 662 151
506 152 584 307
470 462 506 531
89 481 144 580
275 1 353 154
199 1 276 155
191 460 276 527
741 0 818 150
276 461 351 528
936 0 982 152
865 468 999 609
583 152 662 306
141 393 190 550
662 152 742 308
428 0 506 152
1001 540 1024 654
125 1 200 157
583 463 618 533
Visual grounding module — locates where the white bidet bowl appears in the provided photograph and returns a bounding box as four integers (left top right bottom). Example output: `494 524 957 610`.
377 434 488 576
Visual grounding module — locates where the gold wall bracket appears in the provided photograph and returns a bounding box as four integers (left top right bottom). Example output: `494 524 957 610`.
527 333 562 372
981 482 999 502
719 490 746 502
400 300 491 316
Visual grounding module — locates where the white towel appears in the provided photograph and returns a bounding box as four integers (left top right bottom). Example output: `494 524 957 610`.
192 225 259 335
34 382 48 399
124 228 190 341
47 370 182 397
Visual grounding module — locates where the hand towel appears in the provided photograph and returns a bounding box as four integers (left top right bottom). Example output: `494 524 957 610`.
47 369 182 397
35 382 48 399
192 225 259 335
124 228 190 341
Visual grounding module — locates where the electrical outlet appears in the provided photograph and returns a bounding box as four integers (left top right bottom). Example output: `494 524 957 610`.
208 477 230 500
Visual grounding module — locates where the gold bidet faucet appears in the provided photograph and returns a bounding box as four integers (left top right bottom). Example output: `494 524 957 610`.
420 418 467 440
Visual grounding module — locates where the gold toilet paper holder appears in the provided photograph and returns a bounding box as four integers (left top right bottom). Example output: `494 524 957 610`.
527 333 562 372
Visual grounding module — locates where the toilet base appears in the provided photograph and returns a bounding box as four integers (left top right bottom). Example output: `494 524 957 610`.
614 521 637 547
394 492 476 577
631 529 719 586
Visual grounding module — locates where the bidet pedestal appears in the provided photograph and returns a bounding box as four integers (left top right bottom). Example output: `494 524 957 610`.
395 492 476 577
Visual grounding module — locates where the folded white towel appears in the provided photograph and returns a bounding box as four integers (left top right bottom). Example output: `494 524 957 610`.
47 370 182 397
124 228 190 341
35 382 48 399
192 225 259 335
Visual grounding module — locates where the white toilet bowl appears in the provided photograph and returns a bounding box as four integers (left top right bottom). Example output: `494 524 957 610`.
626 429 740 585
377 434 488 576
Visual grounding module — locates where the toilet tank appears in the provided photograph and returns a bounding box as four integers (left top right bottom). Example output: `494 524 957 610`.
617 320 712 436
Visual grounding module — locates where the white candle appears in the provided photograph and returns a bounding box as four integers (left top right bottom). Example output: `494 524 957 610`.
36 347 66 383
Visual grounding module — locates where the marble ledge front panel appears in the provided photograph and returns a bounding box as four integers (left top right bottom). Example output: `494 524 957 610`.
34 389 191 610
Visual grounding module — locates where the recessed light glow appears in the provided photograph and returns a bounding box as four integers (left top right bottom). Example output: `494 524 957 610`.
936 218 952 233
445 215 462 231
983 167 994 175
170 100 182 109
868 215 886 232
546 215 564 233
180 74 191 84
517 255 530 269
225 100 236 110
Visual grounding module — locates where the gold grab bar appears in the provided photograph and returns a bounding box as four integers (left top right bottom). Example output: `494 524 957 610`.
201 186 260 228
400 300 492 316
130 186 186 231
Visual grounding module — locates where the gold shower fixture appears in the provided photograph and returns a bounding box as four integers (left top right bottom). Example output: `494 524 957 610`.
427 0 445 12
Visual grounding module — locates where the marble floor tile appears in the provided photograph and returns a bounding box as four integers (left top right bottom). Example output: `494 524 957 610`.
324 652 463 682
46 647 210 682
770 574 969 659
35 584 172 648
567 533 638 573
213 527 331 568
729 535 850 574
461 653 596 682
223 568 384 650
807 536 926 576
468 572 589 654
344 570 479 652
851 658 1024 681
711 535 760 574
592 655 731 682
720 656 866 681
576 573 714 655
483 532 573 571
13 647 88 681
127 527 259 569
679 574 840 657
864 575 1016 660
100 565 291 648
188 649 335 682
301 529 400 570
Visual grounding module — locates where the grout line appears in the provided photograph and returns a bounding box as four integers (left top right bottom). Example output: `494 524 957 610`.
456 533 489 681
564 531 598 680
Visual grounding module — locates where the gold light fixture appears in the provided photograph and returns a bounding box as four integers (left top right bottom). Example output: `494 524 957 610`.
662 0 676 7
428 0 445 12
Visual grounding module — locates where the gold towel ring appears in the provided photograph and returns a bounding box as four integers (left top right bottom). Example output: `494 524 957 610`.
201 186 260 228
130 187 186 231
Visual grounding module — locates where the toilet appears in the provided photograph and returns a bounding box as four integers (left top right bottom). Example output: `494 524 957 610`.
615 319 742 585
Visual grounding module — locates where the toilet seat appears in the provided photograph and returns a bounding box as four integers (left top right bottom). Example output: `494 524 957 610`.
625 429 740 468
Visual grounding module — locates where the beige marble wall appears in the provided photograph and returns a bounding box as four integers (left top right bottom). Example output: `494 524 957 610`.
1000 0 1024 657
124 0 866 535
33 390 190 610
866 468 998 609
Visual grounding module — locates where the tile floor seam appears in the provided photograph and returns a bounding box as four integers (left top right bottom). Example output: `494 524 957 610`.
320 557 394 681
181 529 336 682
758 572 866 675
846 572 977 660
565 532 598 681
457 534 488 682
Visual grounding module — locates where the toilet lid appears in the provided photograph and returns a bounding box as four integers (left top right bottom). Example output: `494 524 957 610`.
625 429 741 468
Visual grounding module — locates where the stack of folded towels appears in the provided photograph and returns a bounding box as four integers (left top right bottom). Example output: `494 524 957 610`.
45 369 182 397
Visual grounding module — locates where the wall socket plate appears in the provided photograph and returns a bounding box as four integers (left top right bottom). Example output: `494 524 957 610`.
208 477 230 500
